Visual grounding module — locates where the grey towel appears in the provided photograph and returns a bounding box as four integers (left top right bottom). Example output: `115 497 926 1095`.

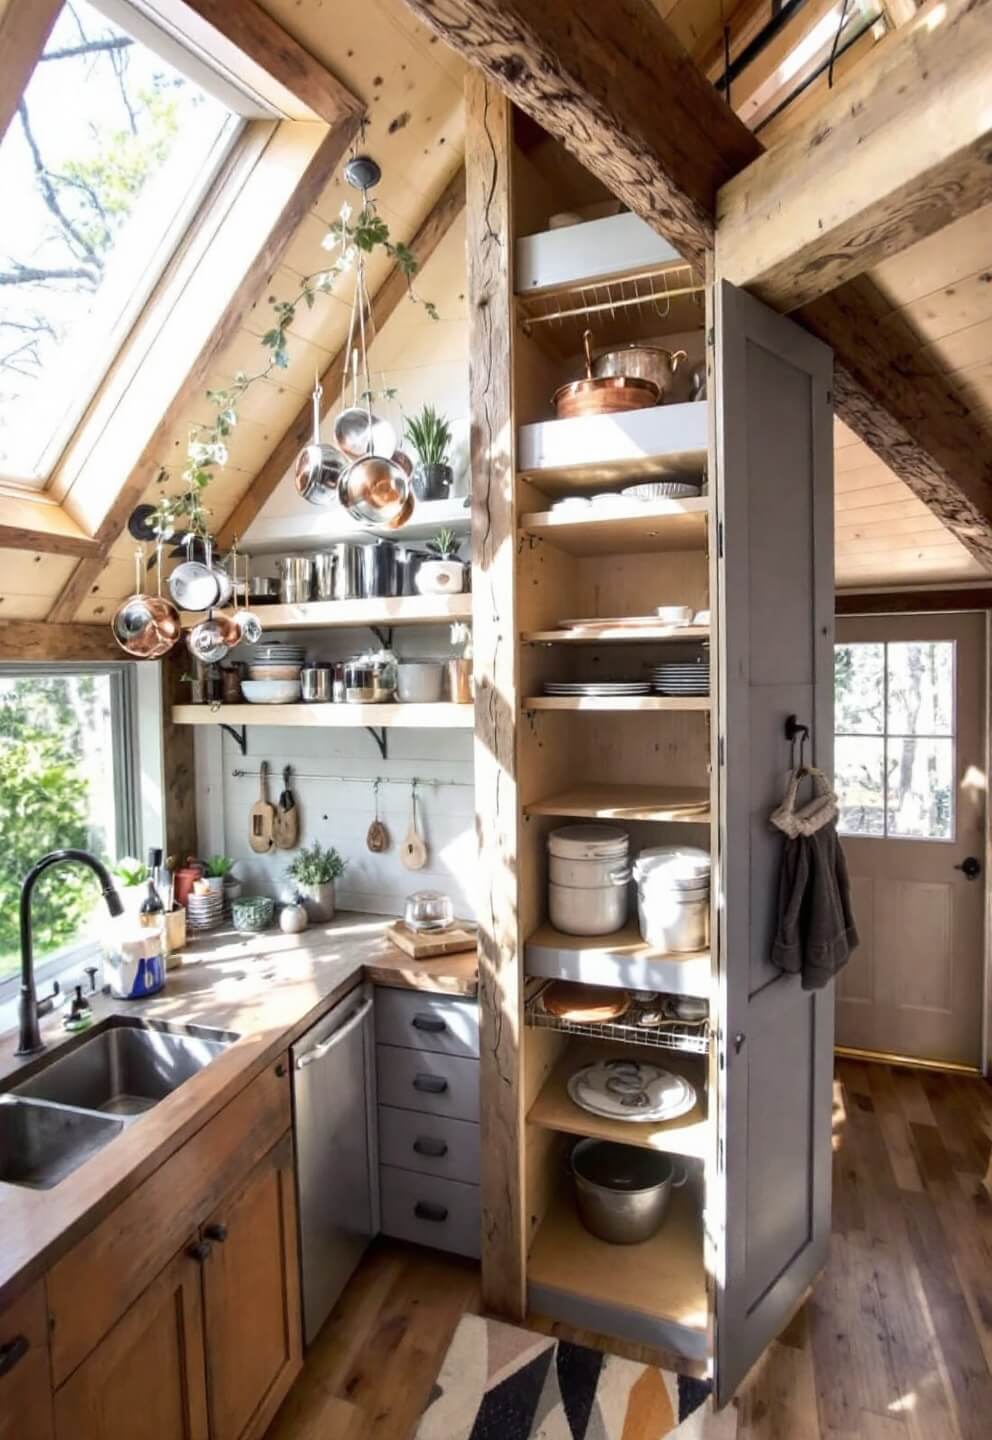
770 823 859 990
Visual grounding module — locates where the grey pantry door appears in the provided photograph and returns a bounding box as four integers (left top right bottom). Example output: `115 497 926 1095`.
711 279 835 1404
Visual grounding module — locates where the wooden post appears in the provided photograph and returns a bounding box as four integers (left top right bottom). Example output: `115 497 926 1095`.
465 72 525 1317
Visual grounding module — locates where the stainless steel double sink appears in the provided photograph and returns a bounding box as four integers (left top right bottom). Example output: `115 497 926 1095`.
0 1016 238 1190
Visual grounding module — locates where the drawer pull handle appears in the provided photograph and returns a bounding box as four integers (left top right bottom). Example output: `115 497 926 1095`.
0 1335 28 1378
412 1015 447 1034
187 1240 212 1263
413 1136 448 1158
414 1074 448 1094
204 1223 228 1243
414 1200 449 1223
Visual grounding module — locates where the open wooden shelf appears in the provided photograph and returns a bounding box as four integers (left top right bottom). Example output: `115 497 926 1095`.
526 923 711 996
172 703 474 729
524 624 709 645
524 784 710 823
525 695 709 713
520 497 709 556
529 1040 709 1160
518 403 707 495
180 594 472 632
528 1183 708 1337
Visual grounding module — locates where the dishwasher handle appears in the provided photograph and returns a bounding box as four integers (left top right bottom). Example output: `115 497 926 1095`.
295 997 373 1070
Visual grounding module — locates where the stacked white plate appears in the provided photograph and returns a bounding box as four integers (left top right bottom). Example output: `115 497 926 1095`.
186 891 225 931
248 643 305 683
567 1058 697 1124
652 660 710 696
544 681 651 697
621 479 702 500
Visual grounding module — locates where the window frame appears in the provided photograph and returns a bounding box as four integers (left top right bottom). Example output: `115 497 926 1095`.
0 660 141 1000
834 638 957 843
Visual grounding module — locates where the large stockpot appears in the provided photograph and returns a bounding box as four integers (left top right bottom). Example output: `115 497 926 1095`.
592 344 688 403
571 1139 687 1245
547 825 630 937
276 556 314 604
632 846 711 952
361 540 399 597
552 329 659 421
314 544 364 601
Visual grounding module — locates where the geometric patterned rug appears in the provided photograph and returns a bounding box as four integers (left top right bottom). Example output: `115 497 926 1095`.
414 1314 716 1439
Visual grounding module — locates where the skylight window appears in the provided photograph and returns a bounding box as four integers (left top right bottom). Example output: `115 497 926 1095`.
0 0 245 489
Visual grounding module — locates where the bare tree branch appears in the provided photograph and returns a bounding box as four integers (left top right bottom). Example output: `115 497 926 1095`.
40 37 133 62
0 263 99 288
17 100 104 274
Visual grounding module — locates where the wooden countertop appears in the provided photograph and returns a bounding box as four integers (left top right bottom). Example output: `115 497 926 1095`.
0 914 477 1309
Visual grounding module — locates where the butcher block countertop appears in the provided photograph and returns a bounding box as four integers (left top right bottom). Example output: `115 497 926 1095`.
0 913 477 1309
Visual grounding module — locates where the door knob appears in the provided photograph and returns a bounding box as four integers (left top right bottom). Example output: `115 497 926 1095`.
954 856 981 880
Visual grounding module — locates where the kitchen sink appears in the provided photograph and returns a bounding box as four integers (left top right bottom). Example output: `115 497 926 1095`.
0 1017 239 1189
0 1097 124 1190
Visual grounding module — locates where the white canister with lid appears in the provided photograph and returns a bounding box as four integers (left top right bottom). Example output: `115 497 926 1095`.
548 825 630 935
633 846 711 952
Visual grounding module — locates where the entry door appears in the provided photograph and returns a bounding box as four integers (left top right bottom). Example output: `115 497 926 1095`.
711 280 835 1404
834 611 987 1067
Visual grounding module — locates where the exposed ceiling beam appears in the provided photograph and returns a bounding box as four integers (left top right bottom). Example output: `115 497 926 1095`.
400 0 992 570
216 166 467 550
0 0 61 146
0 489 100 558
716 0 992 311
0 619 122 662
391 0 761 274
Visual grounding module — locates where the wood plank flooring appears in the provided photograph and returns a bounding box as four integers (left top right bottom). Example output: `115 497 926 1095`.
265 1062 992 1440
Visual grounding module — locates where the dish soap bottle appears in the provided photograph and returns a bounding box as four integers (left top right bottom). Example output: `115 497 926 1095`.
140 847 164 929
64 984 93 1033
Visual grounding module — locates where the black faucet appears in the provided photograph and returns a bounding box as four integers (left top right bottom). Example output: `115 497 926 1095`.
17 849 124 1057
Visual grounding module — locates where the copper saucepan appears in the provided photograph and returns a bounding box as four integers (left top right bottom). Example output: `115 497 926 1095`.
552 330 660 420
112 550 181 660
591 343 688 403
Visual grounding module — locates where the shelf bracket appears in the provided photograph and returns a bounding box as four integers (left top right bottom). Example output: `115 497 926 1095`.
369 625 394 649
365 726 389 761
220 723 248 756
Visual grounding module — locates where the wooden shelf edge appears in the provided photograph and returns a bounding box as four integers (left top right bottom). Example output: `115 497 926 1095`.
523 625 710 644
179 594 472 632
521 497 710 530
524 696 710 712
171 703 475 729
523 785 711 823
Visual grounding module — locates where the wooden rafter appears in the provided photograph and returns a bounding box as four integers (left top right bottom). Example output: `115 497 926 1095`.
716 0 992 311
0 0 61 145
399 0 992 569
216 167 467 550
0 619 121 662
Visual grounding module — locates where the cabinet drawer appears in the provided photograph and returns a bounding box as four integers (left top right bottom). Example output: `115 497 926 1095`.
376 1045 479 1123
47 1055 291 1388
378 1105 480 1185
0 1282 53 1440
379 1166 480 1259
374 989 479 1059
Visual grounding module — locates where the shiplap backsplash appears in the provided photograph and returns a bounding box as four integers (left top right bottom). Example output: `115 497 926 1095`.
193 622 478 921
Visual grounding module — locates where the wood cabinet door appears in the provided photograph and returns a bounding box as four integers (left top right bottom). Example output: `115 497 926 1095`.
200 1131 302 1440
53 1245 208 1440
0 1282 54 1440
711 278 835 1404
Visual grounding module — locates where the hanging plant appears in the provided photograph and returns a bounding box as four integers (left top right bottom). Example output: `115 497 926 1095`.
149 183 438 541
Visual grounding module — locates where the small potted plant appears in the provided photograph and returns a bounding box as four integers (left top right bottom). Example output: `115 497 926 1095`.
113 857 150 918
287 842 346 923
446 621 474 703
203 855 235 898
416 528 464 594
404 404 454 501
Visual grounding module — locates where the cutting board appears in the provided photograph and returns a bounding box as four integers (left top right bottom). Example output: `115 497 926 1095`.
386 921 478 960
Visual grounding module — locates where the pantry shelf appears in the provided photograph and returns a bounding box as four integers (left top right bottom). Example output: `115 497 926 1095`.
179 594 472 632
171 703 474 729
519 497 709 556
528 1041 709 1157
523 625 709 645
525 923 711 996
518 403 707 495
525 695 709 713
524 784 710 823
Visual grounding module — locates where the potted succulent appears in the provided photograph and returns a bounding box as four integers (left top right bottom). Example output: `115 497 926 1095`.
203 855 236 898
404 404 454 501
416 528 464 594
113 857 150 920
287 842 347 923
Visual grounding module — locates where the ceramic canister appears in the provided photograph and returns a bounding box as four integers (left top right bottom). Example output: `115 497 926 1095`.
105 928 166 999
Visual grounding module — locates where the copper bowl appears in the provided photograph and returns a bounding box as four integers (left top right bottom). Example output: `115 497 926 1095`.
551 374 660 420
111 593 181 659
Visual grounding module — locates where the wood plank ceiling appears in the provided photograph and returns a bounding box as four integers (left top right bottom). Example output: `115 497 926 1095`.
1 0 989 617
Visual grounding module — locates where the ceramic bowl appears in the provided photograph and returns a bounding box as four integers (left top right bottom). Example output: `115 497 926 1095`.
241 680 302 705
246 664 303 682
231 895 275 933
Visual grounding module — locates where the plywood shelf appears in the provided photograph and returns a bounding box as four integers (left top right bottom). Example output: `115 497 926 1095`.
529 1040 709 1160
524 784 710 823
524 695 709 713
523 625 709 645
518 403 707 495
528 1183 708 1337
520 497 709 556
171 703 474 729
526 924 711 995
180 594 472 632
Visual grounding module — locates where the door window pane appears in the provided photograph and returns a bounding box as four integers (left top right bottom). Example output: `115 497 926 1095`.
886 738 954 840
0 672 123 981
886 642 953 736
836 736 886 837
835 643 884 735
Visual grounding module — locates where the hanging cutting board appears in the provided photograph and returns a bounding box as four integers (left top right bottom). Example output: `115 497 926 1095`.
274 765 299 850
400 787 427 871
386 921 477 960
249 760 276 854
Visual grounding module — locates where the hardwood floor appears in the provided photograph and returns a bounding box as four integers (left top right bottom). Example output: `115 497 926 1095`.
265 1062 992 1440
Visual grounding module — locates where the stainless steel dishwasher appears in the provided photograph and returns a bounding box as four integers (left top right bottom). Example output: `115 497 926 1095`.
291 983 378 1345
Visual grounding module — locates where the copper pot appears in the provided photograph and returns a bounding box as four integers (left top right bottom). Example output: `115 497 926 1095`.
187 611 241 664
338 453 414 526
552 330 659 420
112 551 181 659
592 344 688 402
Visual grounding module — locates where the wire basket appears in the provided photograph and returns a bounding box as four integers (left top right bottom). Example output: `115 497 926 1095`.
525 984 709 1057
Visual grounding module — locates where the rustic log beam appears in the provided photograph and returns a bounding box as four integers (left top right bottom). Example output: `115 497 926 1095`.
393 0 761 273
0 0 61 146
0 491 100 558
836 587 992 615
216 167 467 550
716 0 992 311
0 620 122 662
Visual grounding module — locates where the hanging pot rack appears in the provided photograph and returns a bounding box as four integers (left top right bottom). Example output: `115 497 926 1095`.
518 262 704 339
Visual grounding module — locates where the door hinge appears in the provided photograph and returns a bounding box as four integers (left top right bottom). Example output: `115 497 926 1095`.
718 734 725 767
717 519 724 558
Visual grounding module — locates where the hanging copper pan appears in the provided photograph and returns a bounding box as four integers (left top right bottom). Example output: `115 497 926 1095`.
111 550 181 660
552 329 660 420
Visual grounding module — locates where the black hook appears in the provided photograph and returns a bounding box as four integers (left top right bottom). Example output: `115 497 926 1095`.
784 714 810 770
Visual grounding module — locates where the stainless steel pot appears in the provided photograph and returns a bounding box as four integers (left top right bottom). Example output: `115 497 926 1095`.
592 343 689 403
169 535 226 613
361 540 399 597
315 543 363 601
295 381 349 507
276 556 313 605
233 575 278 604
571 1139 687 1244
343 662 376 703
300 665 333 703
